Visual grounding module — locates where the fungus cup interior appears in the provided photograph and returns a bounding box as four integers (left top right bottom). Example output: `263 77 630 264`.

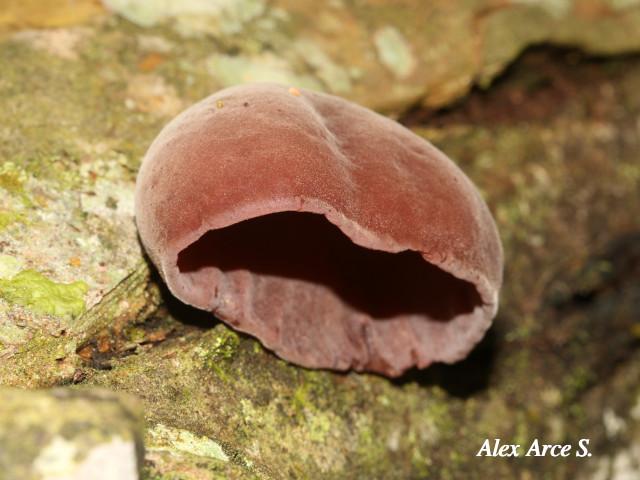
176 211 483 322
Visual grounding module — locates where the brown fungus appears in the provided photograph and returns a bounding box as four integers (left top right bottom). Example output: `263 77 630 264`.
135 83 503 377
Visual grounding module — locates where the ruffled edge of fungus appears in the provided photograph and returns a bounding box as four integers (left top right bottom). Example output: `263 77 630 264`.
157 198 498 376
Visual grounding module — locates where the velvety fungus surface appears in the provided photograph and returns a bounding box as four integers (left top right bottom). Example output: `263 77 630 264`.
135 83 503 377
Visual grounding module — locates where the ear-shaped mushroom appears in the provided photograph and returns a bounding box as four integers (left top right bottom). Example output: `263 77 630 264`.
135 83 503 377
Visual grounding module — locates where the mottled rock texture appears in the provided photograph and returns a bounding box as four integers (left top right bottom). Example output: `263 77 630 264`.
0 388 143 480
102 0 640 111
0 2 639 479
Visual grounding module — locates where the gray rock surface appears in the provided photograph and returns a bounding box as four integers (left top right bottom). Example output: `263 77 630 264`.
0 388 143 480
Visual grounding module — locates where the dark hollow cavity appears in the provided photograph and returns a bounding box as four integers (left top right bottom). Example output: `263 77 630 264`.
177 212 483 321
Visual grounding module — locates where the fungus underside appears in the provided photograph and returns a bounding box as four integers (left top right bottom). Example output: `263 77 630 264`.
177 211 482 321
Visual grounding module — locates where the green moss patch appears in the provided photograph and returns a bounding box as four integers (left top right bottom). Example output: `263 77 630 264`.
0 270 88 318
